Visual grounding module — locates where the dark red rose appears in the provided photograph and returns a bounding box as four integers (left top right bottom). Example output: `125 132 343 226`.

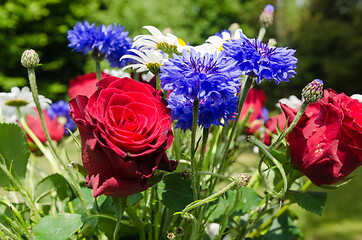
281 89 362 185
239 88 266 133
26 109 65 143
68 72 109 99
69 76 177 197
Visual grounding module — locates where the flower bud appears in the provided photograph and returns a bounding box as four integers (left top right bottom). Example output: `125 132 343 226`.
21 49 40 68
234 173 250 188
167 233 175 239
175 227 184 237
91 47 106 62
302 79 324 103
259 4 274 28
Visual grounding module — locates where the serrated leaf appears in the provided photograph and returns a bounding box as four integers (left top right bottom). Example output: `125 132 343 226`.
157 173 194 212
33 213 83 240
290 190 327 215
34 174 74 204
0 123 30 186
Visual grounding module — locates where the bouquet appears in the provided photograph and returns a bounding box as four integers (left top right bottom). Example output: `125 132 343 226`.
0 4 361 240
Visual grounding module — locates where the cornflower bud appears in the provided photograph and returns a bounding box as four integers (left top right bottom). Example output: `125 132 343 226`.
21 49 40 68
302 79 324 103
175 227 184 237
167 232 175 239
234 173 250 188
259 4 275 28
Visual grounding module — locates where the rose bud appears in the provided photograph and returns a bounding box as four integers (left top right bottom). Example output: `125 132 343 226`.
281 89 362 185
69 76 177 197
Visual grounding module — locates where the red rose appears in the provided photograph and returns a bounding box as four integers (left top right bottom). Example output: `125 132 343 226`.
68 72 109 99
26 109 65 143
239 88 266 133
69 76 177 197
282 89 362 185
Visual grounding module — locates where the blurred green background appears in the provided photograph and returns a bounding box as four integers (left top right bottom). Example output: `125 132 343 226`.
0 0 361 238
1 0 361 103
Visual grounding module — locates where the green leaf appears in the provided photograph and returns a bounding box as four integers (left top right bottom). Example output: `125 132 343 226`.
33 213 83 240
236 187 263 214
157 173 194 212
0 123 30 186
258 213 303 240
290 190 327 215
129 192 143 207
67 187 93 215
34 174 74 204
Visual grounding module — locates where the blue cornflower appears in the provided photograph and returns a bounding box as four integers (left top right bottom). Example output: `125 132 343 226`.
47 100 76 134
159 49 242 130
167 93 239 130
67 21 133 67
160 49 241 100
67 21 99 55
222 36 297 84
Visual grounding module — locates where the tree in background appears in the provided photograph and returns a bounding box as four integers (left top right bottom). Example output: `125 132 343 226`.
0 0 360 102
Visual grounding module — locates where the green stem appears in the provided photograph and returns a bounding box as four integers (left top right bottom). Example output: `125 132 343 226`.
220 76 253 173
197 171 232 181
215 188 242 240
190 98 200 200
0 200 29 237
257 27 266 41
95 61 102 80
248 136 287 199
0 222 22 240
113 197 127 240
125 200 146 240
0 160 41 220
27 68 90 214
269 101 309 151
18 112 59 173
248 179 312 238
181 181 236 217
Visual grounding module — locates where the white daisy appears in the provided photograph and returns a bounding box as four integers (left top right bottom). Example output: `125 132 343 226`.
133 26 187 54
206 29 245 51
0 86 51 123
121 49 168 82
276 95 303 110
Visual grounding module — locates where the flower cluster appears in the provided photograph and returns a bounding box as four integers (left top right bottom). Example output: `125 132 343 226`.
67 21 133 67
223 35 297 84
160 49 241 130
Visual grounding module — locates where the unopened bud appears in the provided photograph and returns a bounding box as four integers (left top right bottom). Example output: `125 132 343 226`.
21 49 40 68
167 233 175 239
175 227 184 237
91 47 106 62
235 173 250 188
181 168 192 180
302 79 324 103
259 4 274 28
